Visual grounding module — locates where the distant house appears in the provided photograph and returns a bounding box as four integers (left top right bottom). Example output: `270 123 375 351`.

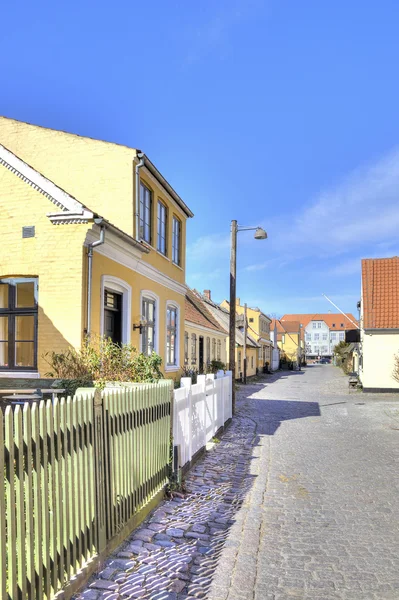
184 288 227 372
281 313 358 358
271 319 303 366
197 291 260 379
359 257 399 392
269 320 281 371
220 299 273 371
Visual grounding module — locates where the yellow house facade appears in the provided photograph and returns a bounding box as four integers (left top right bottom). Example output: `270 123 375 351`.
272 319 302 365
199 292 259 379
184 288 227 372
224 299 273 372
0 117 193 379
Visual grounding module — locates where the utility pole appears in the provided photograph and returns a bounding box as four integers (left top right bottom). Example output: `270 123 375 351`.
229 220 237 413
243 303 247 384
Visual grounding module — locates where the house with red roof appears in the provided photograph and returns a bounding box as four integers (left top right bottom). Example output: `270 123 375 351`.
281 313 357 359
184 288 227 373
360 257 399 392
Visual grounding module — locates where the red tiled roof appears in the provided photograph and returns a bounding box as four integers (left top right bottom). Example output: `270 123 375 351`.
185 288 227 333
362 257 399 329
279 320 301 333
281 313 357 330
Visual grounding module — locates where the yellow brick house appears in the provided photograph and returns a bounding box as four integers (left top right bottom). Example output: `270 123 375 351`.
0 117 193 379
223 300 273 372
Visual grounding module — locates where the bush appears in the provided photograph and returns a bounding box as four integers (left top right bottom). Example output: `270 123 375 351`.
209 359 226 374
181 365 199 384
44 335 163 389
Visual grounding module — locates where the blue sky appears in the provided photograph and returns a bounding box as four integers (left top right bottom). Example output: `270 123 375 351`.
2 0 399 316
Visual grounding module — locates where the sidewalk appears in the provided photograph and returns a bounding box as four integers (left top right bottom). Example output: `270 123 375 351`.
74 384 263 600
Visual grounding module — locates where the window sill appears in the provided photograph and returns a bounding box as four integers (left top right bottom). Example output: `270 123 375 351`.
172 262 183 271
0 371 40 379
165 365 180 373
156 250 171 262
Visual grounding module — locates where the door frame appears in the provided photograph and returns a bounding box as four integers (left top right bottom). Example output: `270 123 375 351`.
100 275 132 344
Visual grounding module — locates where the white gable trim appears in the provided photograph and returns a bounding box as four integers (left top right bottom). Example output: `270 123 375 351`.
0 143 93 223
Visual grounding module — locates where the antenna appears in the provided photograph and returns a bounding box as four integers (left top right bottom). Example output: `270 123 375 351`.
321 293 360 330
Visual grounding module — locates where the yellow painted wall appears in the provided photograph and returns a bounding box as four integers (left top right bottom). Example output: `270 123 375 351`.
0 118 189 287
0 116 135 236
91 252 184 379
0 164 89 374
278 333 301 362
184 322 227 371
361 332 399 390
137 171 187 283
235 346 258 378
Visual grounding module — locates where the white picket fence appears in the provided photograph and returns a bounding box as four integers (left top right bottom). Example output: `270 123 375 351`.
173 370 233 470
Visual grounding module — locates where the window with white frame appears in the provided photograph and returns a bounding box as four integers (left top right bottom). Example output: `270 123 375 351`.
314 333 320 341
141 297 156 355
184 332 189 364
206 337 210 365
306 333 311 341
312 322 317 329
157 201 167 255
172 217 181 265
212 338 216 359
217 339 221 360
331 332 337 340
317 322 322 328
166 306 178 367
191 333 197 364
314 346 320 354
339 332 345 341
322 333 327 340
139 182 152 243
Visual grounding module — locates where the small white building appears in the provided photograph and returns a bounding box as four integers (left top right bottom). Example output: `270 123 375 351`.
359 257 399 392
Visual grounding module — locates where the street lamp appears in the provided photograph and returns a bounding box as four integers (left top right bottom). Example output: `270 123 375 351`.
229 220 267 413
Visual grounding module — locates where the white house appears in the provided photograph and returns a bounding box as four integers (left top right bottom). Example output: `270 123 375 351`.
359 257 399 392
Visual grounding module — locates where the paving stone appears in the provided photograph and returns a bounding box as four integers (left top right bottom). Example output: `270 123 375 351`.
75 368 399 600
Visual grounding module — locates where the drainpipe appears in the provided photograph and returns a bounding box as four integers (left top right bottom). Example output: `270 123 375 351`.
135 152 145 241
87 222 105 338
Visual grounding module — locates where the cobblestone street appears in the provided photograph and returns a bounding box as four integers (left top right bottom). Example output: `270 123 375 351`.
76 366 399 600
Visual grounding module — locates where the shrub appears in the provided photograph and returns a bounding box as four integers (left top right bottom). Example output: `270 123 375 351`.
209 359 226 374
181 365 199 384
44 335 163 389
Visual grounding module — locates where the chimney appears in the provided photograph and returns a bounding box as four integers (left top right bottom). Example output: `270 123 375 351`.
236 298 240 306
203 290 211 300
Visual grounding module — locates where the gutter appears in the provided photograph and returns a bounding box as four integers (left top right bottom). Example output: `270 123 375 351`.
134 152 145 241
87 220 105 337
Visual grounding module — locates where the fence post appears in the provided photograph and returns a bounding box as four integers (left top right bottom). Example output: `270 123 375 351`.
181 378 192 464
226 371 233 420
93 388 107 553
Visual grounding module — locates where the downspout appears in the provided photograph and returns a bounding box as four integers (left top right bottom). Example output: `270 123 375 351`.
134 152 145 241
87 224 105 338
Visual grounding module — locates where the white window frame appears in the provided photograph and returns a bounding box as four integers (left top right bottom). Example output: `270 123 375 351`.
139 290 160 354
100 276 132 344
165 301 180 372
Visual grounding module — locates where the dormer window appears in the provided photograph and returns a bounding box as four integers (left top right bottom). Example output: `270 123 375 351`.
332 323 336 327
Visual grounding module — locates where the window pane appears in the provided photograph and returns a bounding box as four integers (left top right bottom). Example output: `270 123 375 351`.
15 342 34 367
0 284 8 309
0 316 8 340
15 315 35 340
0 342 8 366
16 282 35 308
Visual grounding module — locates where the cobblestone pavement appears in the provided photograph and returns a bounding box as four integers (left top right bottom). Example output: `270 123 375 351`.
75 366 399 600
208 365 399 600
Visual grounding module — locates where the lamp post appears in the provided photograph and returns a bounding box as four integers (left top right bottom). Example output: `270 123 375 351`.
229 220 267 413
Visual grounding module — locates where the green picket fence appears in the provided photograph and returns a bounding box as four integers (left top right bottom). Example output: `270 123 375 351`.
0 380 172 600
